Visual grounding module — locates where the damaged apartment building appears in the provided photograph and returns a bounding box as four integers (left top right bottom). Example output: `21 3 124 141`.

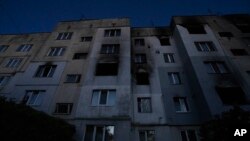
0 14 250 141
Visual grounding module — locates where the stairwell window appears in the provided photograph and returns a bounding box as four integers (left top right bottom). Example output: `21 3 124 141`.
47 47 65 56
139 130 155 141
181 130 198 141
137 97 152 113
194 42 216 52
5 58 22 68
56 32 73 40
16 44 33 52
168 72 181 85
163 53 175 63
91 90 116 106
84 125 115 141
0 45 9 52
54 103 73 114
104 29 121 37
174 97 189 112
204 61 229 74
35 65 57 77
22 90 45 106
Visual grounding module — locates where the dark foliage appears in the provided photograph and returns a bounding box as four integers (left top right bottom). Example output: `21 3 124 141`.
200 106 250 141
0 97 75 141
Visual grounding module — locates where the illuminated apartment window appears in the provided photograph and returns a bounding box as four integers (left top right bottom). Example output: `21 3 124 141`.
204 61 229 74
56 32 73 40
91 90 116 106
47 47 65 56
134 54 147 64
100 44 120 54
137 97 152 113
231 49 248 56
54 103 73 114
139 130 155 141
181 130 198 141
168 72 181 85
174 97 189 112
163 53 175 63
5 58 22 68
0 76 11 86
16 44 33 52
22 90 45 106
194 42 216 52
0 45 9 52
84 125 115 141
73 53 88 59
65 74 81 83
81 36 92 42
35 65 57 77
104 29 121 37
134 39 145 46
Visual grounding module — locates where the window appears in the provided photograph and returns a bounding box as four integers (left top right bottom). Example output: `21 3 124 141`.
174 97 189 112
163 53 175 63
54 103 73 114
22 90 45 106
159 37 170 46
16 44 33 52
104 29 121 37
35 65 57 77
185 24 206 34
136 72 150 85
47 47 65 56
0 45 8 52
139 130 155 141
95 63 118 76
218 32 233 37
65 74 81 83
235 23 250 33
0 76 10 86
73 53 88 59
100 44 120 54
137 97 152 113
134 39 145 46
84 125 115 141
194 42 216 52
91 90 116 106
204 61 229 74
231 49 248 56
181 130 198 141
168 72 181 84
56 32 73 40
216 86 246 105
81 36 93 42
134 54 147 64
5 58 22 68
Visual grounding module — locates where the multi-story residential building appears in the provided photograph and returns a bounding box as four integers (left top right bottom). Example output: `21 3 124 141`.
0 14 249 141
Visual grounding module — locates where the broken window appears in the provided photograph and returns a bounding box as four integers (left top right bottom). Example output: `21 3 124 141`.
134 54 147 64
215 86 246 105
168 72 181 85
81 36 92 42
91 89 116 106
56 32 73 40
231 49 248 56
73 53 88 59
84 125 115 141
95 63 118 76
16 44 33 52
137 97 152 113
185 24 206 34
134 39 145 46
139 130 155 141
5 58 22 68
65 74 81 83
159 37 170 46
163 53 175 63
54 103 73 114
204 61 229 74
0 45 9 52
173 97 189 112
194 41 217 52
100 44 120 54
35 65 57 77
47 47 65 56
104 29 121 37
218 32 234 37
181 130 198 141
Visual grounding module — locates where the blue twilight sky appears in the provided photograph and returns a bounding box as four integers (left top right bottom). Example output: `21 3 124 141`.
0 0 249 34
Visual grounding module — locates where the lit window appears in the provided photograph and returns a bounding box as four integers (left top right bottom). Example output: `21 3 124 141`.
163 53 175 63
54 103 73 114
137 97 152 113
22 90 45 106
139 130 155 141
104 29 121 37
81 36 92 42
134 54 147 64
134 39 145 46
204 61 229 74
65 74 81 83
35 65 57 77
56 32 73 40
181 130 198 141
5 58 22 68
91 90 116 106
100 44 120 54
84 125 115 141
0 45 9 52
73 53 88 59
0 76 11 86
47 47 65 56
194 42 216 52
168 72 181 84
174 97 189 112
16 44 33 52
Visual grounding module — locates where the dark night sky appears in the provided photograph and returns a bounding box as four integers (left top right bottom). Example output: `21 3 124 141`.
0 0 250 34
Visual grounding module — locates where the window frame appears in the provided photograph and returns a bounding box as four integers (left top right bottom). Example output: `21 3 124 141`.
34 65 57 77
100 44 120 54
0 45 9 52
81 36 93 42
65 74 81 83
134 39 145 46
84 125 115 141
174 97 189 112
204 61 229 74
137 97 152 113
134 54 147 64
16 44 33 52
91 89 116 106
194 41 217 52
0 76 11 86
180 130 198 141
163 53 175 63
23 90 45 106
56 32 73 40
168 72 181 85
47 47 65 56
54 103 73 114
5 58 23 68
104 29 121 37
139 130 155 141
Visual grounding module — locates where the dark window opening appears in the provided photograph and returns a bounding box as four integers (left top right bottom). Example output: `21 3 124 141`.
35 65 57 77
134 39 145 46
218 32 234 37
95 63 118 76
73 53 88 59
136 72 150 85
235 24 250 33
81 36 93 42
185 24 206 34
216 86 247 105
231 49 248 56
54 103 73 114
134 54 147 64
159 37 170 46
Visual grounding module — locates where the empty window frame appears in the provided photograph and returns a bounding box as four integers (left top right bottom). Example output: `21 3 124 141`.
54 103 73 114
194 42 217 52
91 90 116 106
0 76 11 86
136 72 150 85
215 86 246 105
100 44 120 54
56 32 73 40
134 39 145 46
159 37 170 46
65 74 81 83
174 97 189 112
73 53 88 59
185 24 206 34
22 90 45 106
134 54 147 64
5 58 22 68
81 36 93 42
139 130 155 141
168 72 181 84
180 130 198 141
137 97 152 113
204 61 229 74
231 49 248 56
95 63 118 76
16 44 33 52
104 29 121 37
47 47 65 56
84 125 115 141
0 45 9 52
34 65 57 77
163 53 175 63
218 32 233 37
